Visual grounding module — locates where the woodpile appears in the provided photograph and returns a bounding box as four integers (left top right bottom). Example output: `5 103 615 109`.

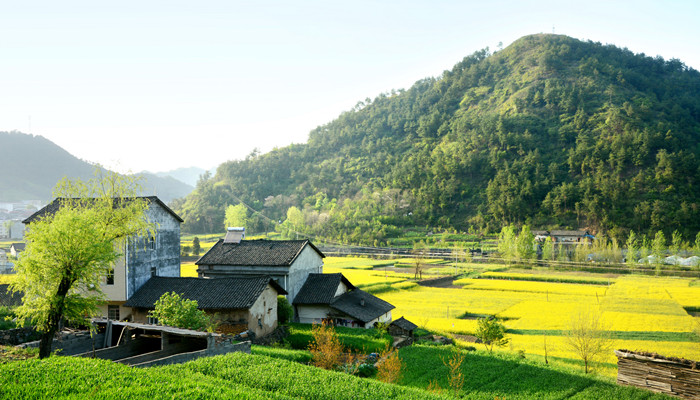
615 349 700 399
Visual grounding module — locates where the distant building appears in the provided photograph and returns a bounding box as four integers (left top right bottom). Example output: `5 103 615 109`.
533 230 594 245
9 243 25 257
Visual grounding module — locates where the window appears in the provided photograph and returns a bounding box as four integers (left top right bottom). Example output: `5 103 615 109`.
151 267 157 277
147 316 158 325
106 268 114 285
148 234 156 250
108 305 120 320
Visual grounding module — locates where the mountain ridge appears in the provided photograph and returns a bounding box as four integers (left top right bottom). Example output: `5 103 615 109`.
0 131 194 203
174 34 700 242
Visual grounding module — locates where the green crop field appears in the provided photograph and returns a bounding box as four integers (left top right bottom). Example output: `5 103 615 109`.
1 346 673 399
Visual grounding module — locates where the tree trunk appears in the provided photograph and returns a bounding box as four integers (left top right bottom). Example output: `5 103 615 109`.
38 276 72 359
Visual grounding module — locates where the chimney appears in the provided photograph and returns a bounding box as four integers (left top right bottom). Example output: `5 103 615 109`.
224 227 245 244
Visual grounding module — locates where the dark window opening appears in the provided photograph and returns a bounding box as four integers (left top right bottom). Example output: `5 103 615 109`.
151 267 157 277
106 268 114 285
108 305 120 320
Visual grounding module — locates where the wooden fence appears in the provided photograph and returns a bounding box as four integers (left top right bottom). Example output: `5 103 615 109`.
615 350 699 399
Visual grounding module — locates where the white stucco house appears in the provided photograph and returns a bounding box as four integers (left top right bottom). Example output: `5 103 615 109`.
293 273 394 329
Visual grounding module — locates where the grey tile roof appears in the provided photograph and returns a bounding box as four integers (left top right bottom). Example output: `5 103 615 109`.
195 239 324 267
23 196 183 224
390 316 417 331
293 273 355 305
123 276 286 310
330 289 395 323
550 230 588 236
0 284 22 307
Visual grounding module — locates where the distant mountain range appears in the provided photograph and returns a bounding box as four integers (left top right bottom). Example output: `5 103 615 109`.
0 131 194 203
149 166 210 187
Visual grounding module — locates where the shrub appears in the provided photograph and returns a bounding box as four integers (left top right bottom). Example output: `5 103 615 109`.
149 292 212 331
277 296 294 324
475 316 509 354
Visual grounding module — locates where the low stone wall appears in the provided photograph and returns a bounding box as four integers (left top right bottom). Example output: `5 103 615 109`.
616 350 700 399
0 327 40 346
19 331 106 356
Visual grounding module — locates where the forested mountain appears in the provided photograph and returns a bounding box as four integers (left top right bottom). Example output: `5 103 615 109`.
174 34 700 244
0 131 194 203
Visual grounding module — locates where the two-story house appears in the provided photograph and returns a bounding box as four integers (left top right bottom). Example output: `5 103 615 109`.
195 228 325 303
24 196 182 321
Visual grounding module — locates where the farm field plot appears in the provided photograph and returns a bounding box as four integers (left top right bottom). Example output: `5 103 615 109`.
327 259 700 371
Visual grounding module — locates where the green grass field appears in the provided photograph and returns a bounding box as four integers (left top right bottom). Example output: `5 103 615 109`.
0 344 673 399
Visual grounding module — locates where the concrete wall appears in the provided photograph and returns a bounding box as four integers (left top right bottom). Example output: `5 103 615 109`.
126 204 181 299
132 340 251 368
246 284 279 336
296 305 332 324
286 245 324 302
20 331 107 356
96 302 131 321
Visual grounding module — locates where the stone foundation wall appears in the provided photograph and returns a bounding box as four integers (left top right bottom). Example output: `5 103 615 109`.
0 327 40 346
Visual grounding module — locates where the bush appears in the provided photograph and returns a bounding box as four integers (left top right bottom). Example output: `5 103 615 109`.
149 292 212 331
277 296 294 325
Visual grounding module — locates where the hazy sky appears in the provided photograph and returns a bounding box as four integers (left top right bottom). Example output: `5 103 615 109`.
1 1 699 174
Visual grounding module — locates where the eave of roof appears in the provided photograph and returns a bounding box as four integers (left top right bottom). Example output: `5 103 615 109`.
23 196 183 224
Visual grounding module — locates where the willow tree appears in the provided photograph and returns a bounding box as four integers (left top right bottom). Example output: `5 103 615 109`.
11 171 153 358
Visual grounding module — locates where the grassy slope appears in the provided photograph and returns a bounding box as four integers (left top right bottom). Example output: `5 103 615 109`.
0 346 673 400
0 352 448 400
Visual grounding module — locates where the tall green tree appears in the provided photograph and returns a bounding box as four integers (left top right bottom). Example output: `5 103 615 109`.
625 230 637 267
651 230 666 272
497 225 517 263
516 225 535 261
224 203 248 230
11 171 152 359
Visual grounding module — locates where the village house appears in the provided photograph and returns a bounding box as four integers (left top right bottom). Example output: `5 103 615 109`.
533 230 594 245
293 273 394 328
9 243 25 257
24 196 182 320
123 276 286 337
195 228 324 303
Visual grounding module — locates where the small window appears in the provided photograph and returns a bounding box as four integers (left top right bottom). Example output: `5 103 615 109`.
148 235 156 250
148 316 159 325
108 305 120 320
106 268 114 285
151 267 157 277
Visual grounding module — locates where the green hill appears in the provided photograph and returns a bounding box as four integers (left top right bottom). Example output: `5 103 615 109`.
174 34 700 243
0 131 194 203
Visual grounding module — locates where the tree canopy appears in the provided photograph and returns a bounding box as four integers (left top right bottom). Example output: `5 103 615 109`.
11 170 152 358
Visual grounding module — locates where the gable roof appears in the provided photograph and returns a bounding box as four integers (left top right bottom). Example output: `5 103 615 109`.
195 239 324 267
23 196 183 224
390 316 417 331
123 276 286 310
330 289 395 323
293 273 355 305
10 243 25 251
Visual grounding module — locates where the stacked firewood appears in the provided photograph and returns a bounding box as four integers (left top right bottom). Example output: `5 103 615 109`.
615 349 699 399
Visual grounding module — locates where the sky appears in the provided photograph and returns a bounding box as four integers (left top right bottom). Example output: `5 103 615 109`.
1 0 699 174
